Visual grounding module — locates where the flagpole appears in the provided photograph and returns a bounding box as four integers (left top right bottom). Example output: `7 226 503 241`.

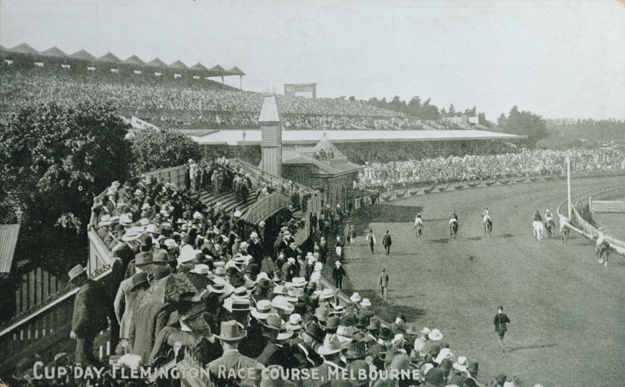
567 155 572 219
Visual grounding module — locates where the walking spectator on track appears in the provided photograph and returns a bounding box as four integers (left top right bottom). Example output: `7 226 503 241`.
382 230 392 256
377 268 389 301
366 229 376 254
319 236 328 264
335 235 345 261
349 225 356 246
333 261 346 290
494 306 511 353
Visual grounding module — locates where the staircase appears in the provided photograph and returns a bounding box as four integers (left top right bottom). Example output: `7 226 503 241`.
198 190 258 217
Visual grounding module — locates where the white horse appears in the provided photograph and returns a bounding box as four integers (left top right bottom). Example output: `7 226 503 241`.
533 220 544 241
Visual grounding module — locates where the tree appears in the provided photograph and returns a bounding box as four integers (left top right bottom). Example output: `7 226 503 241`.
448 104 456 117
498 106 547 147
130 129 202 174
0 102 132 273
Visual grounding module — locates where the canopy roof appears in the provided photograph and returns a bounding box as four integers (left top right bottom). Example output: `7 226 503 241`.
124 55 146 65
70 49 96 61
191 62 209 71
98 52 122 63
40 46 68 57
227 66 246 76
147 58 168 67
169 60 188 69
8 43 38 55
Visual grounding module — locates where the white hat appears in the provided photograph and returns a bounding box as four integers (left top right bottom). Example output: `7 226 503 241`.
319 288 335 300
429 328 443 341
292 277 307 287
435 348 453 364
420 327 431 335
350 292 362 303
190 264 211 275
234 210 242 218
251 300 273 320
453 356 468 373
360 298 372 307
250 232 259 238
193 211 202 219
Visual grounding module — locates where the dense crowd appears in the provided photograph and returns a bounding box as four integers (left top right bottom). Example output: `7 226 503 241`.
358 149 625 189
9 168 527 387
0 73 428 130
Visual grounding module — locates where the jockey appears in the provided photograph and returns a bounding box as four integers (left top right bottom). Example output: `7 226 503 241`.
533 210 543 222
559 214 570 232
414 213 423 227
544 209 553 222
482 207 491 224
449 212 458 225
596 228 606 247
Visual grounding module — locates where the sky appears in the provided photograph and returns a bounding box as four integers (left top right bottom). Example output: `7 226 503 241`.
1 0 624 121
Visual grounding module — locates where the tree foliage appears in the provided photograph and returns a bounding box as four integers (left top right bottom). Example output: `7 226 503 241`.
0 102 131 273
130 129 202 174
497 106 547 147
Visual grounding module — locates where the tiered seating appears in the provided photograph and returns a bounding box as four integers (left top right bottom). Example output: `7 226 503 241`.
198 190 257 216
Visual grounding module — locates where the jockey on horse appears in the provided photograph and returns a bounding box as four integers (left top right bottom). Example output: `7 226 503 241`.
482 207 492 236
532 210 544 240
414 213 424 242
559 213 571 245
544 209 556 238
449 211 459 238
596 227 611 267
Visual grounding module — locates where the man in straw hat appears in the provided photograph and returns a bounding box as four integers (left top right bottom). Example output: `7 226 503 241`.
303 335 346 387
208 320 264 385
68 264 109 366
255 315 297 369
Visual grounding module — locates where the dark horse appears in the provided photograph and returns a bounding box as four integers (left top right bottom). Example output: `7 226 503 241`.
596 241 612 261
450 221 458 239
484 218 493 237
544 219 556 238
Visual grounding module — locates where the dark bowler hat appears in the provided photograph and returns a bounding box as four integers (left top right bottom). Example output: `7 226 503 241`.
304 322 325 342
181 302 206 319
344 340 367 360
377 327 392 341
130 272 149 291
135 252 153 267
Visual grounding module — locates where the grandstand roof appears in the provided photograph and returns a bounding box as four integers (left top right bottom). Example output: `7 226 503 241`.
8 43 38 55
192 129 523 146
70 49 96 61
40 46 68 57
147 58 168 67
258 96 280 123
191 62 209 71
98 52 122 63
227 66 246 76
209 65 226 73
169 60 188 69
124 55 146 65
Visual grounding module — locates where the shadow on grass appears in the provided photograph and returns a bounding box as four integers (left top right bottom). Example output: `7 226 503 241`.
508 342 557 352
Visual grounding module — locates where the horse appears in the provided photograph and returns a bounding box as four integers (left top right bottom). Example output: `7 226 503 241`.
532 220 544 241
415 224 423 243
544 219 556 238
484 217 493 237
450 221 458 239
562 225 570 245
596 240 612 265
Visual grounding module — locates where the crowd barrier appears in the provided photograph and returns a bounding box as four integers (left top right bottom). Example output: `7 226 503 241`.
557 184 625 255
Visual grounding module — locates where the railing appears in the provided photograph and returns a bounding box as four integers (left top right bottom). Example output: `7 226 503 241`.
557 184 625 254
0 164 191 378
244 193 292 224
143 164 188 190
230 158 313 194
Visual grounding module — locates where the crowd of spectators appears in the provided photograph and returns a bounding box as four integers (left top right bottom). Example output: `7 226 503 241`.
358 148 625 189
12 172 524 387
0 73 432 131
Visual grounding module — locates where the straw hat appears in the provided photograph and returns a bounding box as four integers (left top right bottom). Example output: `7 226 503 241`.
68 265 87 283
360 298 372 307
317 335 345 356
429 328 443 341
215 320 247 341
350 292 362 303
251 300 273 320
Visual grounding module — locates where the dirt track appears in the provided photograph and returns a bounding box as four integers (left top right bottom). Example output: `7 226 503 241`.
341 175 625 387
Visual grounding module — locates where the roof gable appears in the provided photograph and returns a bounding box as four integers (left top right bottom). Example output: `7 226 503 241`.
98 52 122 63
70 49 96 61
168 60 188 69
227 66 245 76
8 43 39 55
124 55 145 65
40 46 68 57
146 57 167 67
191 62 209 71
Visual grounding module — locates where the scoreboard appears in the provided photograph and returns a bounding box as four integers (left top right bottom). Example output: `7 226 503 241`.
284 83 317 98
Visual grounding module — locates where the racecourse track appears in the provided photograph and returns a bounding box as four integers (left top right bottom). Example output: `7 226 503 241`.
341 175 625 387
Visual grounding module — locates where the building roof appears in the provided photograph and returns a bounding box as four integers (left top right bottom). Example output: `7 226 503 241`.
40 46 68 58
191 62 209 71
124 55 146 66
192 129 523 146
98 52 122 63
0 224 20 274
8 43 39 55
70 49 96 61
282 149 361 176
169 60 188 69
258 96 281 123
227 66 246 76
146 57 168 67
